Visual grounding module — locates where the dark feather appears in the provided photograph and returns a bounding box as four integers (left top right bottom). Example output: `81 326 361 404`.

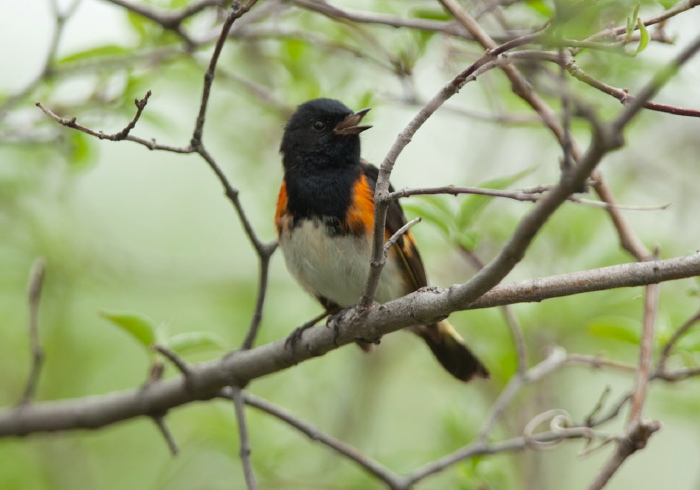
360 162 427 291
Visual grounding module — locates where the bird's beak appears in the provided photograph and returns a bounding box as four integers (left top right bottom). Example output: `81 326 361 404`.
333 108 372 135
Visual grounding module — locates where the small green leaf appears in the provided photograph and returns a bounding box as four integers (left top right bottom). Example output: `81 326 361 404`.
403 201 452 237
409 7 451 22
588 316 640 345
100 310 157 348
67 132 97 172
58 45 131 65
127 10 149 44
525 0 554 17
635 18 650 54
284 39 306 61
165 332 227 356
625 4 641 42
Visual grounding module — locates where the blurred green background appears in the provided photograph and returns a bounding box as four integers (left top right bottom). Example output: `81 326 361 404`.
2 0 700 489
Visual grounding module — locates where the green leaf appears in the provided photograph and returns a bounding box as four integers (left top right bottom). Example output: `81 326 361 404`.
409 7 451 22
457 167 534 230
403 199 453 237
588 316 640 345
165 332 227 356
284 39 306 62
67 132 97 172
525 0 554 18
58 45 131 65
456 230 480 251
625 5 641 42
677 329 700 353
635 18 650 54
127 10 149 44
100 310 157 348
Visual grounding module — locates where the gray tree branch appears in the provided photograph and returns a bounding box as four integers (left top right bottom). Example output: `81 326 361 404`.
1 253 700 437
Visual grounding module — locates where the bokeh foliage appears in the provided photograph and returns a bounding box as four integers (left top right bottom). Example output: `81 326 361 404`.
2 0 700 489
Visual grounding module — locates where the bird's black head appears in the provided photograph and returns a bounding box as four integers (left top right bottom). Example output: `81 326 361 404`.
280 98 371 171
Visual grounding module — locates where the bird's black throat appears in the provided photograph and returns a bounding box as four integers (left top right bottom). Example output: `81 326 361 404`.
283 160 362 234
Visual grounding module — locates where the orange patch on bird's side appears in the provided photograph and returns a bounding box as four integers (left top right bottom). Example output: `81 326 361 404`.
274 182 289 234
344 175 375 235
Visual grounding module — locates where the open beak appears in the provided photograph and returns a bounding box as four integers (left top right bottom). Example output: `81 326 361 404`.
333 108 372 135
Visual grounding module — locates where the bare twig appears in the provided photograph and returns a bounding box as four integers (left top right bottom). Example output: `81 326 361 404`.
657 308 700 371
230 386 258 490
478 347 567 442
241 245 277 349
459 249 529 375
152 345 192 377
628 282 661 425
235 391 407 489
585 419 662 490
19 258 47 405
614 32 700 132
152 415 179 455
383 217 421 259
586 269 662 490
99 0 224 45
388 183 667 212
35 91 152 141
191 1 258 144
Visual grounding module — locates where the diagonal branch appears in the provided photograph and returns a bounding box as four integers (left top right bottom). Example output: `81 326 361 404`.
36 91 152 141
236 391 407 489
2 253 700 437
19 258 47 405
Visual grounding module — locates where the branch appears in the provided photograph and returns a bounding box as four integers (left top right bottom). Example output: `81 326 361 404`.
237 391 407 489
35 91 152 141
628 282 660 425
230 386 257 490
587 261 663 489
2 253 700 437
19 258 47 405
99 0 224 45
657 308 700 371
152 415 179 456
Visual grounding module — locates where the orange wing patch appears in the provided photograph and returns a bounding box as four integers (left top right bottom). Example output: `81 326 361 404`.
343 174 375 236
274 182 289 235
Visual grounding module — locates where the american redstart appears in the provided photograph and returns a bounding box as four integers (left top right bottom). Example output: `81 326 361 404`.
275 98 488 382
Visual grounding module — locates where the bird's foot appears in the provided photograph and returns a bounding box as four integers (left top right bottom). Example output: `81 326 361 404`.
285 313 327 363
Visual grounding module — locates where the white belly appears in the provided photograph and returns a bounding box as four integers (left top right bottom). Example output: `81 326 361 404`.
279 219 405 307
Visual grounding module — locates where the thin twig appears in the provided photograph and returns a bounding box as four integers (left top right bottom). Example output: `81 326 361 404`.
152 345 192 377
657 308 700 371
152 415 179 455
383 217 421 259
35 91 152 141
628 282 660 425
235 391 407 489
241 245 277 349
191 0 259 144
230 386 258 490
478 347 567 442
459 249 528 375
19 258 47 405
585 274 662 490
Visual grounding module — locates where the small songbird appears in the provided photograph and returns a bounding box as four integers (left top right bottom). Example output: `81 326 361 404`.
275 98 488 382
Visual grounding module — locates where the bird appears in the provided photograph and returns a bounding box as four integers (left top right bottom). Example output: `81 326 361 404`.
274 98 489 382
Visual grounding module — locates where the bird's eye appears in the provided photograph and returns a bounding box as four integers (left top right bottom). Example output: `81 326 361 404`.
312 120 326 131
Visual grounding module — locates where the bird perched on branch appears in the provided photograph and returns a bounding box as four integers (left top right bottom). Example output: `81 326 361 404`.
275 98 488 382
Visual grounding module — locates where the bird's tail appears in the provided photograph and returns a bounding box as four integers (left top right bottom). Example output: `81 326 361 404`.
412 321 489 382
